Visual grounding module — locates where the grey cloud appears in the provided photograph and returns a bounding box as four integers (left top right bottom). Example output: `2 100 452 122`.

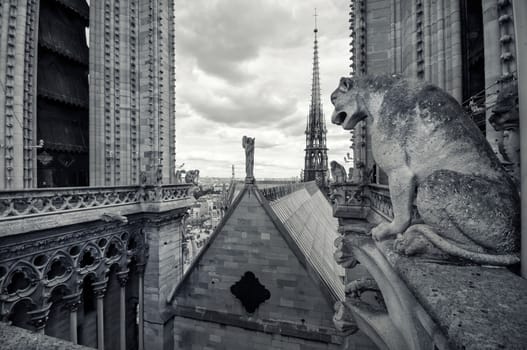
177 0 308 83
257 139 280 149
181 85 298 127
278 114 307 137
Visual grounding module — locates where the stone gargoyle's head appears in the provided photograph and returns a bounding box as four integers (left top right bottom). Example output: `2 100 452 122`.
330 77 369 130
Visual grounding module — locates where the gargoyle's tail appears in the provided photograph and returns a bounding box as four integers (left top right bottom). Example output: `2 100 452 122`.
407 224 520 266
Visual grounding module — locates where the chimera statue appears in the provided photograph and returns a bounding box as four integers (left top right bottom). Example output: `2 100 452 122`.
330 75 520 265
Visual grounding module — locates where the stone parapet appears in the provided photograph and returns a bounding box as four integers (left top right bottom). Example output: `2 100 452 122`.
0 184 194 236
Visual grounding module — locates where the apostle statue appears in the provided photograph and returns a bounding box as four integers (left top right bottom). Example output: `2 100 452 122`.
242 136 255 183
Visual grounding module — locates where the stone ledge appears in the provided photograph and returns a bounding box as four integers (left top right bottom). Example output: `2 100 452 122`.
0 322 91 350
172 305 344 345
375 238 527 350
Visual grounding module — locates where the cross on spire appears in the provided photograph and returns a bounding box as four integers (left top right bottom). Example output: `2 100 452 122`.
314 8 318 32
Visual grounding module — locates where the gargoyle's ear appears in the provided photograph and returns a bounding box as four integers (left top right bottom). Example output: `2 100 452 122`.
338 77 353 92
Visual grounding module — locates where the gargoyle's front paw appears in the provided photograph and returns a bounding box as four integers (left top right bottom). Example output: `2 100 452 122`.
393 234 410 254
371 222 401 241
394 232 428 256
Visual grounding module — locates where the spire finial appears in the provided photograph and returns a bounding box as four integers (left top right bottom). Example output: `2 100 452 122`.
314 8 318 32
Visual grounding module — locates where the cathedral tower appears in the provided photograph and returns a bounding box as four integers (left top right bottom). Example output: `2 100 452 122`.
303 11 328 187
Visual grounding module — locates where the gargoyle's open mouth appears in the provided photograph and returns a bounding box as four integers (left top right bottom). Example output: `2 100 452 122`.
332 110 368 130
332 111 348 125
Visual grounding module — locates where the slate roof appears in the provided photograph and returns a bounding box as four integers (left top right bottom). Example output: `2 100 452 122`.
268 182 345 300
167 182 344 304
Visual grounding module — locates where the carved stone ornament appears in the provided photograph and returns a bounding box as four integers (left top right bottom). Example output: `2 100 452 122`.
1 262 40 301
330 160 347 183
184 170 200 185
37 151 53 166
334 236 359 268
333 301 358 334
242 136 255 183
331 75 520 265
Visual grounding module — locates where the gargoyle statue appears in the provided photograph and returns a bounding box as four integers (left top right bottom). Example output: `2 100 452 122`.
330 160 347 183
331 75 520 265
185 170 200 185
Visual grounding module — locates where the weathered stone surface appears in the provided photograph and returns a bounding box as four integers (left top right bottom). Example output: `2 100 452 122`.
376 239 527 350
0 322 91 349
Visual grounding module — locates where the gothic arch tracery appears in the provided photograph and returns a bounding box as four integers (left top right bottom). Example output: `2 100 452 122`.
0 224 146 329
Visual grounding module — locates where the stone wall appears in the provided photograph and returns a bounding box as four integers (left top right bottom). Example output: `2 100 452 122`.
143 210 186 350
359 0 463 99
89 0 177 186
365 0 392 75
173 316 350 350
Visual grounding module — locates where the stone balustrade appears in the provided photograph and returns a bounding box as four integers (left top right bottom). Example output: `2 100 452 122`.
260 182 306 202
366 184 393 221
356 184 419 222
0 184 194 236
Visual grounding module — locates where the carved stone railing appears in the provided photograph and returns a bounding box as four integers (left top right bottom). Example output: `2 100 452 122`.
260 182 306 202
0 184 194 236
367 184 393 221
0 184 191 220
0 186 139 219
366 184 420 222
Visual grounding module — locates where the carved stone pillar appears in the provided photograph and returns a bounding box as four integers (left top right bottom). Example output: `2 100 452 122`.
482 0 505 162
63 293 82 344
489 82 520 189
117 271 129 350
136 263 145 350
93 280 107 350
27 304 51 334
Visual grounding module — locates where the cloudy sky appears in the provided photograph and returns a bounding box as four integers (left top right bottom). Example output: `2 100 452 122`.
175 0 352 179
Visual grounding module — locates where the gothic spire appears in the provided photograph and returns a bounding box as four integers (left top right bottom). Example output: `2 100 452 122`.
303 8 328 188
306 8 325 134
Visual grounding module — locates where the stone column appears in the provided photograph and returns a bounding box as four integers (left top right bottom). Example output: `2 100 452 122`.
512 0 527 278
482 1 505 160
117 271 129 350
27 304 51 334
63 293 82 344
93 280 107 350
136 263 145 350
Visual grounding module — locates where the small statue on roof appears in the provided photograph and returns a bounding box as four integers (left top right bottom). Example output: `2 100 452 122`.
242 136 255 184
